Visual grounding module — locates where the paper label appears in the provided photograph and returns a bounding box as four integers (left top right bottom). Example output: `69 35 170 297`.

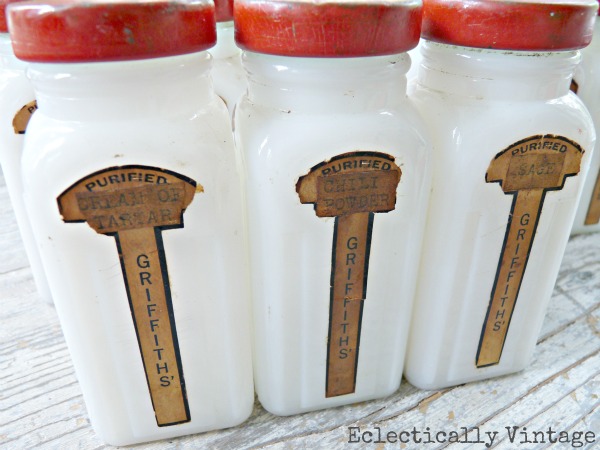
297 152 401 397
584 171 600 225
570 79 579 95
57 165 200 426
12 100 37 134
478 135 583 368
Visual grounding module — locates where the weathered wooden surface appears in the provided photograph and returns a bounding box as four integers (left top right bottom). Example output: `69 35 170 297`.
0 169 598 450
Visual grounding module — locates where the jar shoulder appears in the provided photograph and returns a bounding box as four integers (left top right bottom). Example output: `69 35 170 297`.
21 110 238 190
234 99 431 165
411 88 595 145
0 72 35 121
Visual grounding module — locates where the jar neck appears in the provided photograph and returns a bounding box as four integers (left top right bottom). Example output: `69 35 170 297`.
28 52 214 120
0 33 27 72
418 40 580 101
211 21 240 60
243 52 411 112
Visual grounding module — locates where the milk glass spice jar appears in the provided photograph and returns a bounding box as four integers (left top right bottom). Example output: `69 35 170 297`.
234 0 430 415
572 9 600 234
9 0 253 445
0 0 51 303
211 0 245 117
405 0 597 390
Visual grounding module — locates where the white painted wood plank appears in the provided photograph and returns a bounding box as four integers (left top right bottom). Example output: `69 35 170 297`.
491 375 600 449
539 292 585 342
456 348 600 449
557 406 600 450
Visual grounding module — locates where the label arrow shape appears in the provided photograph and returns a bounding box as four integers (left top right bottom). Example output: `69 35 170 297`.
297 152 401 397
478 135 583 368
58 165 199 426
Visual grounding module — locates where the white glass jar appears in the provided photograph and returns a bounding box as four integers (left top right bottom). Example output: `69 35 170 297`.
210 0 245 118
234 0 430 415
9 0 253 445
406 38 423 84
0 0 51 303
572 18 600 234
405 0 598 390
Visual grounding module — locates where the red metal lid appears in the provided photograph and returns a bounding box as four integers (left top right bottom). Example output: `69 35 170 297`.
8 0 217 63
215 0 233 22
234 0 422 57
422 0 598 51
0 0 26 33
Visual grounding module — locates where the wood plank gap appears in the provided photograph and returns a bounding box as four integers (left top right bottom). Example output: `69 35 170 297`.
470 355 600 449
0 265 32 277
5 424 89 447
561 404 600 450
0 380 80 412
0 336 67 357
0 326 63 347
0 352 71 380
1 366 76 400
0 394 84 428
345 388 454 429
490 375 600 448
537 303 600 345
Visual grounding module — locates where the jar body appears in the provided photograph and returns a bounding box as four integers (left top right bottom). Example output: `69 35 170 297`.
571 23 600 234
211 21 245 118
406 38 423 84
22 53 253 445
235 52 431 415
405 42 595 389
0 33 51 303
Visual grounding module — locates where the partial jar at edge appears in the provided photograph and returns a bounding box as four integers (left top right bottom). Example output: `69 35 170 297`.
234 0 431 416
571 17 600 234
0 1 52 304
405 0 597 390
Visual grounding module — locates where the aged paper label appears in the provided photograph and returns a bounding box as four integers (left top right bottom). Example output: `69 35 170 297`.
58 165 199 426
570 79 579 95
75 183 190 233
315 170 398 217
297 152 401 397
478 135 583 368
12 100 37 134
583 170 600 225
